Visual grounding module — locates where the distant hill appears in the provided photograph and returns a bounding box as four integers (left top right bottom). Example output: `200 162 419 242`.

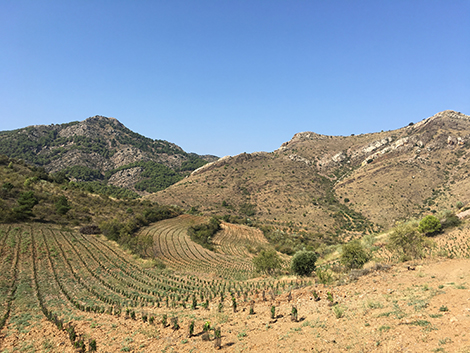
148 110 470 240
0 115 218 195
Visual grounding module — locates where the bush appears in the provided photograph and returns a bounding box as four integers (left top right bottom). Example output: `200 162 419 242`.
315 267 333 285
79 225 101 234
239 203 256 217
100 219 124 241
340 240 370 270
253 248 282 275
290 250 317 276
187 217 220 251
438 210 460 229
388 220 432 261
418 215 441 235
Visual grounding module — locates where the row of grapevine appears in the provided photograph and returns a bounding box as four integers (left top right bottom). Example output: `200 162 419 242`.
146 215 258 278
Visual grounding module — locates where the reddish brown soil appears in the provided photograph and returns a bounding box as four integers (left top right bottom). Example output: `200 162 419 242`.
1 258 469 353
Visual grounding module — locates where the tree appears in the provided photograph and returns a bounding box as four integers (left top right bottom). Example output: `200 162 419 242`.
12 191 38 221
239 203 256 217
55 195 71 215
290 250 317 276
252 249 281 275
418 215 441 235
340 240 370 269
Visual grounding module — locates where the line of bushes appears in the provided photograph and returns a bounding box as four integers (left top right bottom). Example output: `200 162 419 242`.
187 217 221 251
99 205 182 257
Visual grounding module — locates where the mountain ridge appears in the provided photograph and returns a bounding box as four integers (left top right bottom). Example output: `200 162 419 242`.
0 115 218 195
147 110 470 244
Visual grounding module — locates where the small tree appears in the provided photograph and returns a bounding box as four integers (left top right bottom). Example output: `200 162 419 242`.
12 191 38 221
252 249 281 275
418 215 441 235
290 250 317 276
55 195 71 215
340 241 370 270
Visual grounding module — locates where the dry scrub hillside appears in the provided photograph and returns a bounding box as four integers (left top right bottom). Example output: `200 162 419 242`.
148 110 470 234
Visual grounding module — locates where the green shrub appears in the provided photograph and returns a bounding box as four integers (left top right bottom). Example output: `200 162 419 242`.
12 191 38 221
239 203 256 216
290 250 317 276
315 267 333 285
253 249 282 275
333 305 345 319
341 240 370 269
388 220 432 261
418 215 441 235
438 210 460 229
100 219 124 242
187 217 220 251
203 321 211 332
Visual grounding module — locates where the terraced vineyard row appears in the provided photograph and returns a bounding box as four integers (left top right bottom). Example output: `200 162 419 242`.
213 222 268 258
0 221 304 352
145 215 265 279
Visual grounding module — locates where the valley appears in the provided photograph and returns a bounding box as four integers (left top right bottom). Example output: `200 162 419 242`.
1 110 470 352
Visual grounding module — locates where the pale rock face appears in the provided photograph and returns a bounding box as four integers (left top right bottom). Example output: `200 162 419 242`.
108 167 143 190
286 154 312 165
111 147 148 169
362 138 393 154
447 136 465 146
332 152 347 163
393 137 409 149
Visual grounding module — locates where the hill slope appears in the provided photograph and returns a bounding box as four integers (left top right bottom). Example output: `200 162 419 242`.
148 110 470 236
0 115 217 195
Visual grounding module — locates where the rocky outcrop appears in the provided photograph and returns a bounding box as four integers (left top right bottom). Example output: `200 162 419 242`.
108 167 143 189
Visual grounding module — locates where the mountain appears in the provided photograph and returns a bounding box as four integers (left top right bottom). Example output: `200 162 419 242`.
147 110 470 239
0 115 218 195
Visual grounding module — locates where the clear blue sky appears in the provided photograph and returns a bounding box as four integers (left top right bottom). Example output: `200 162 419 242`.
1 1 469 157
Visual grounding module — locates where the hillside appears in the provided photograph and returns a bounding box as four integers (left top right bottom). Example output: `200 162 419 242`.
0 115 218 195
148 110 470 237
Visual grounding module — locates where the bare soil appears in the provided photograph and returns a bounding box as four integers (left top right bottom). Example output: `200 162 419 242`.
1 257 469 353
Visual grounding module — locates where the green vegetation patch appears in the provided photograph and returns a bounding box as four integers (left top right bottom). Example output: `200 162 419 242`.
187 217 220 251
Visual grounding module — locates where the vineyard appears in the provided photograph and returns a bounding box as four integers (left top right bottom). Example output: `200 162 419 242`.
1 217 470 352
139 215 269 280
0 221 309 352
